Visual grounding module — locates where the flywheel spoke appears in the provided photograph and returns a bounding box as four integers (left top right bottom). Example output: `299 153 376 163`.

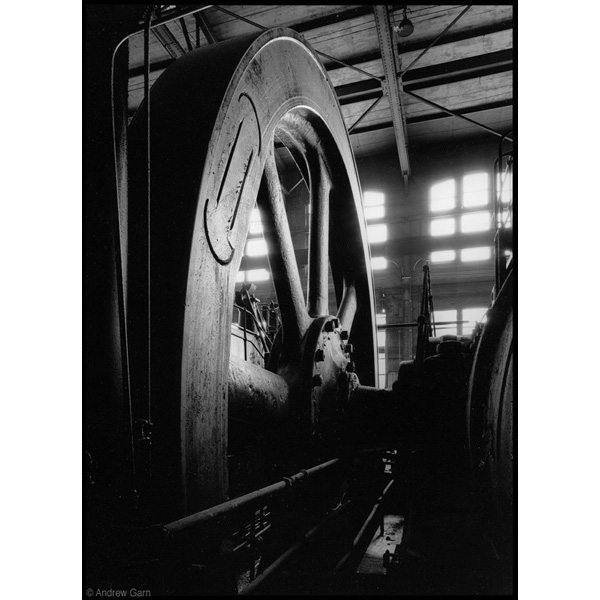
258 144 310 348
337 279 358 333
307 155 331 317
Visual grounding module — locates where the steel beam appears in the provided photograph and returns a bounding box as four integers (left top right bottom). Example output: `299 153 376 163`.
151 24 186 59
348 94 384 133
195 11 218 44
179 18 194 52
373 5 410 182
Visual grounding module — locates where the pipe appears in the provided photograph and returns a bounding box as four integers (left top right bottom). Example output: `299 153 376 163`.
163 458 340 535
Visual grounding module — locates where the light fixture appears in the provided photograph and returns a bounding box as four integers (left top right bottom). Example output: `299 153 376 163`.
395 6 414 37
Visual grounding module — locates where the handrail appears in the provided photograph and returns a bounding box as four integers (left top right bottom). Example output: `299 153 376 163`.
163 458 340 535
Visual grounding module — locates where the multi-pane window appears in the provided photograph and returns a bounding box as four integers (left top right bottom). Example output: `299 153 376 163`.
367 223 387 243
245 207 267 257
371 256 388 270
245 238 268 257
237 268 270 283
239 207 271 284
429 172 493 262
462 307 488 335
461 246 491 262
377 313 387 388
430 249 456 263
460 211 490 233
248 208 263 234
434 306 488 337
435 309 458 336
431 217 456 236
365 191 388 245
495 171 513 229
364 191 385 221
462 173 489 208
430 179 456 212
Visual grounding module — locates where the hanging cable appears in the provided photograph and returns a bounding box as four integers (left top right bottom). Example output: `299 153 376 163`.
110 42 137 495
143 5 154 477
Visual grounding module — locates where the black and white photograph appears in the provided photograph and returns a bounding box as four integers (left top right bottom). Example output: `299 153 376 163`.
82 4 516 596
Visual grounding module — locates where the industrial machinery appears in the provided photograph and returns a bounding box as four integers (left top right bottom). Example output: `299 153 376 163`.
86 7 513 595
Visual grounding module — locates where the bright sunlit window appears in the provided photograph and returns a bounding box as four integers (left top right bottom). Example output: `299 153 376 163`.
364 191 384 206
460 211 491 233
364 191 385 221
435 309 458 336
368 223 388 243
431 217 456 236
371 256 388 270
462 307 488 335
248 208 263 235
365 205 385 220
431 250 456 263
460 246 491 262
496 172 512 204
376 313 386 388
463 173 489 208
245 238 268 257
430 178 456 212
245 268 270 282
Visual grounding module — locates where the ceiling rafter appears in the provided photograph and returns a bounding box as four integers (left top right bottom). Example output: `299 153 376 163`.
350 99 513 136
373 4 410 182
124 5 513 156
151 23 186 59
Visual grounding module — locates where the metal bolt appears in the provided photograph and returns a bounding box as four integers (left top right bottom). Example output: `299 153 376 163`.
314 348 325 362
312 374 323 387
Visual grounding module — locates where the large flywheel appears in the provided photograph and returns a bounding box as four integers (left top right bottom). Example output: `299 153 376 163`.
127 28 378 519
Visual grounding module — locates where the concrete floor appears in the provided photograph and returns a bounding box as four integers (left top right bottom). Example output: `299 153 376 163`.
356 514 404 575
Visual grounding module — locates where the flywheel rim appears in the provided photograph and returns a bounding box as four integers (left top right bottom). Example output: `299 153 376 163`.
127 28 377 518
